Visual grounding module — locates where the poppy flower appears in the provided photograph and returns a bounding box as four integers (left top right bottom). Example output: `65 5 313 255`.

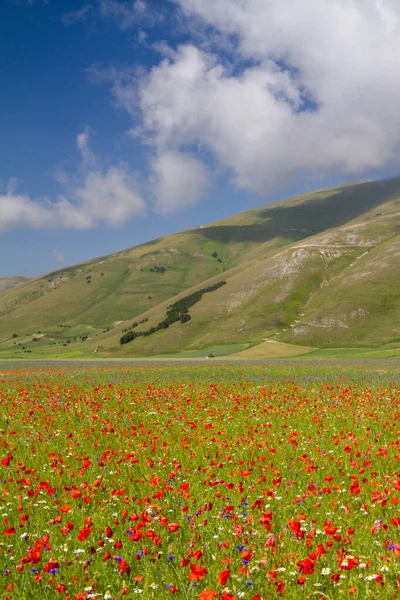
1 455 12 466
119 560 131 575
296 557 315 575
188 563 208 581
241 549 253 561
218 570 230 585
105 525 113 538
338 556 358 570
77 526 93 541
198 592 218 600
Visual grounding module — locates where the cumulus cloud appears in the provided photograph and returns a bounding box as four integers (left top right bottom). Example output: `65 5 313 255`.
151 150 209 213
0 190 56 231
106 0 400 197
0 135 146 231
73 166 145 225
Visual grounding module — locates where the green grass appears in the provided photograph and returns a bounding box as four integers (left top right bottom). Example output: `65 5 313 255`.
155 343 250 358
305 345 400 359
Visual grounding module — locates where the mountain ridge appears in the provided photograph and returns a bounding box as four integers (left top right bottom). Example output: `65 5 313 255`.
1 176 400 359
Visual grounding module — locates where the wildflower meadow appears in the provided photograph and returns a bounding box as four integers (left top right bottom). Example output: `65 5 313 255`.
0 362 400 600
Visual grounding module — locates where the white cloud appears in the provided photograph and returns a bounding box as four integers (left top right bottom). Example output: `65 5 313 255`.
74 166 146 225
106 0 400 196
0 159 146 231
62 5 92 26
0 126 146 231
0 191 56 231
151 150 209 213
76 127 95 167
99 0 158 30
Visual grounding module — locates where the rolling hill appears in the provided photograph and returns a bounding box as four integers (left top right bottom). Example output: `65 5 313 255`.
2 176 400 359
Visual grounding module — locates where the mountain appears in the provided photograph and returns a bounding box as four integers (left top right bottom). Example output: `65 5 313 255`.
1 176 400 359
0 276 30 294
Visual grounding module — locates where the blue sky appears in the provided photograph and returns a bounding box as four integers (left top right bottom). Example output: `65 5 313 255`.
1 0 400 276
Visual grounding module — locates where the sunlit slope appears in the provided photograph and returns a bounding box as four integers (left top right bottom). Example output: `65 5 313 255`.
1 176 400 357
89 177 400 357
281 232 400 348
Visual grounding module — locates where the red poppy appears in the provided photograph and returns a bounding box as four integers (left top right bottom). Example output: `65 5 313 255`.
55 584 68 593
119 560 131 575
296 557 315 575
276 580 285 597
198 592 218 600
188 563 208 581
1 455 12 466
218 570 230 585
241 549 253 561
77 526 93 541
338 556 358 570
105 525 113 538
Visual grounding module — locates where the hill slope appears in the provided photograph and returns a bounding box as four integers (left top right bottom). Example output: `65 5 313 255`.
0 276 30 294
1 177 400 358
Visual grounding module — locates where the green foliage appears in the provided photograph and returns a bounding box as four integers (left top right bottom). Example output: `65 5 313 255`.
120 281 226 345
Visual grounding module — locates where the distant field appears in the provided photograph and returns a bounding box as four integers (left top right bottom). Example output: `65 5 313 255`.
1 362 400 599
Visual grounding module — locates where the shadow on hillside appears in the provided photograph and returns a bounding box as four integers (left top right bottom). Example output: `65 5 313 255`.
196 177 400 244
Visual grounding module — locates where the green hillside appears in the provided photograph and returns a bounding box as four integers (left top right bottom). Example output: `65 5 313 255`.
1 176 400 358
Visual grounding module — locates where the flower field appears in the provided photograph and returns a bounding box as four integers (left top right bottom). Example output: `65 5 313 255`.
1 362 400 599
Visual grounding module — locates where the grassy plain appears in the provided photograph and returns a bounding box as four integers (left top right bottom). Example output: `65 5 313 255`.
1 361 400 599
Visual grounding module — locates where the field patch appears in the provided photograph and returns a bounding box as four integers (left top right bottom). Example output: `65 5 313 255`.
235 340 315 358
0 363 400 599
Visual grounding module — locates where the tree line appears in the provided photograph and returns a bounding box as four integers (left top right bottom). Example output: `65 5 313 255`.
120 281 226 345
